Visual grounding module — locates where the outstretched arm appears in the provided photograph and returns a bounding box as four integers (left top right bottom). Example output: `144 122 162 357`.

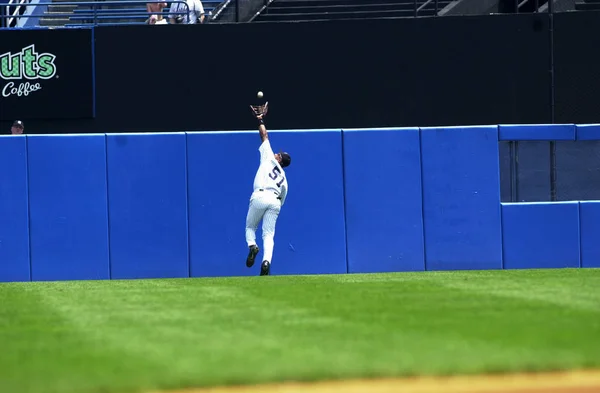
250 102 269 142
258 120 268 142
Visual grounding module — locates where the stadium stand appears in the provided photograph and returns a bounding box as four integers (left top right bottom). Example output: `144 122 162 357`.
0 0 591 29
3 0 591 27
1 0 27 27
39 0 218 26
0 0 217 27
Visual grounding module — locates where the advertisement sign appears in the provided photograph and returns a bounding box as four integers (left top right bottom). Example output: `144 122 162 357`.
0 28 93 120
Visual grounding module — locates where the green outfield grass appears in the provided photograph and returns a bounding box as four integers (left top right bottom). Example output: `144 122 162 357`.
1 268 600 393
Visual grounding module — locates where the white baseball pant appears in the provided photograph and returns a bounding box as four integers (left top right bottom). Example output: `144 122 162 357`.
245 190 281 263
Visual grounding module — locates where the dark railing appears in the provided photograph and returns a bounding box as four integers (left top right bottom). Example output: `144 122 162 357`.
415 0 439 17
499 0 553 13
3 0 30 27
0 0 190 27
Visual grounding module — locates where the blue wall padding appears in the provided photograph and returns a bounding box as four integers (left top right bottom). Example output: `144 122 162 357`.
343 128 425 273
27 135 110 281
188 130 347 277
7 124 600 282
575 124 600 140
186 131 261 277
268 130 347 275
501 202 580 269
106 133 189 279
578 201 600 268
420 126 503 270
498 124 576 141
0 137 30 282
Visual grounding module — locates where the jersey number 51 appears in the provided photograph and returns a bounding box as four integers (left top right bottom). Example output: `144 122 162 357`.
269 166 285 188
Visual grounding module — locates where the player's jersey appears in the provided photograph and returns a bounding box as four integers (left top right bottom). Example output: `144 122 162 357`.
253 139 288 204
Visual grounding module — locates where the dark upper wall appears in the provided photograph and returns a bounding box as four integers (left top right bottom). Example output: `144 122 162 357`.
1 11 597 134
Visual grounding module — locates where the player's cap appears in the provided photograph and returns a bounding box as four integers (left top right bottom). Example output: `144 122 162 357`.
12 120 24 128
280 152 291 168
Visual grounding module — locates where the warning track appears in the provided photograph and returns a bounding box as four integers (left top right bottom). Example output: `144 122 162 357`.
156 370 600 393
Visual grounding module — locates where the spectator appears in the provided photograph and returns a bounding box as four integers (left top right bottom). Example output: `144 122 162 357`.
169 0 204 24
146 1 168 24
11 120 24 135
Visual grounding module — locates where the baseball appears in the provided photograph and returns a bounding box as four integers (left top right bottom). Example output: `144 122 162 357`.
257 91 264 99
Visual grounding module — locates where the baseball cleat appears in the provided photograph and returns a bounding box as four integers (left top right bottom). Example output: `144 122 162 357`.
260 260 271 276
246 245 259 267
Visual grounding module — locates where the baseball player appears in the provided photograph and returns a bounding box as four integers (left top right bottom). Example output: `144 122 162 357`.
245 102 291 276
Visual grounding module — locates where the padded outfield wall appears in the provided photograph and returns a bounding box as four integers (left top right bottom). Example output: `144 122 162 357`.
1 124 599 282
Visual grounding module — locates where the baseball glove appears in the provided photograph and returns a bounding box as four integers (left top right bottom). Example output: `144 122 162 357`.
250 101 268 119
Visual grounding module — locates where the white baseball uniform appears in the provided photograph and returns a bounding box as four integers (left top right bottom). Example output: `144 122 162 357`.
245 139 288 263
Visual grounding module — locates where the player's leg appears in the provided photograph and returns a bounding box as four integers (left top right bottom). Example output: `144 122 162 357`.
260 201 281 275
245 196 266 246
245 195 266 267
